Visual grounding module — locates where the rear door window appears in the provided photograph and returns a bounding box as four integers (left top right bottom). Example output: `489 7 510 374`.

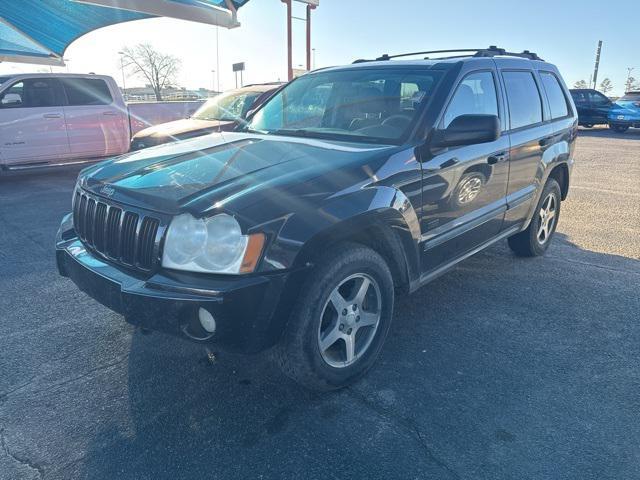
443 71 499 127
540 72 569 119
62 78 113 106
502 71 543 130
0 78 63 108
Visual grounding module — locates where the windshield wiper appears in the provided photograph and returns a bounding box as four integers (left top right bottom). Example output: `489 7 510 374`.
267 128 315 137
265 128 394 145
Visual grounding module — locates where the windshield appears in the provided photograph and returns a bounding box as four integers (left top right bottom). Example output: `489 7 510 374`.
192 90 262 121
246 67 443 143
0 76 12 85
619 93 640 102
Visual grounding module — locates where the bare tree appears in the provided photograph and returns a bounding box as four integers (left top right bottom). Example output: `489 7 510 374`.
120 44 181 101
599 78 613 95
573 79 588 89
625 76 639 93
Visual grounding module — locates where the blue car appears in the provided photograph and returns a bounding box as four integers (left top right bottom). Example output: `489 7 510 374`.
608 91 640 133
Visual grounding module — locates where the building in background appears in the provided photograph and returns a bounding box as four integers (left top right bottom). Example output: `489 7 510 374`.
122 85 219 102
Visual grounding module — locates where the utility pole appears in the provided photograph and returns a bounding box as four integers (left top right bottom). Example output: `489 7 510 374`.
592 40 603 89
211 69 216 94
117 51 127 96
216 25 221 93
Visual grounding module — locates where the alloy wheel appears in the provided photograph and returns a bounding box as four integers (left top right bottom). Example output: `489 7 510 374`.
317 273 382 368
537 193 557 244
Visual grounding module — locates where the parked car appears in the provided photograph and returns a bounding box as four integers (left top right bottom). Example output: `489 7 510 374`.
56 47 575 390
569 88 613 128
608 91 640 133
0 73 203 172
130 83 282 150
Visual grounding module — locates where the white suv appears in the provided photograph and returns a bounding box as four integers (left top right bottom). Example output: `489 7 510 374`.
0 74 130 171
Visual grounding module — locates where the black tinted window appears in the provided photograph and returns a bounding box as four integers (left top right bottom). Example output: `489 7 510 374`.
540 72 569 119
0 78 62 108
444 71 499 127
502 71 543 129
62 78 113 106
587 91 610 105
570 91 588 104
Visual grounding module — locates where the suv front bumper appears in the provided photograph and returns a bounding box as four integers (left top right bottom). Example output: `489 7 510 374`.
55 214 292 352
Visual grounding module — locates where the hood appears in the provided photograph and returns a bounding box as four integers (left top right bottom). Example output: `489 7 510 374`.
132 118 235 140
81 132 395 214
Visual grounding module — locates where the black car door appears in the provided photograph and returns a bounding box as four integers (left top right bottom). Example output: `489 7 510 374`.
499 69 555 231
419 69 510 273
571 90 591 124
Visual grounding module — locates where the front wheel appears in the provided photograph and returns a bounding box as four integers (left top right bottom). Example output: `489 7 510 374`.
274 243 394 391
508 178 561 257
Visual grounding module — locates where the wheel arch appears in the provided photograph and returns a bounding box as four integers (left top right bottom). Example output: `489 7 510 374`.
268 186 423 294
547 162 570 200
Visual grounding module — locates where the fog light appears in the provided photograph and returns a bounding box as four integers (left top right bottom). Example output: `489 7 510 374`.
198 308 217 334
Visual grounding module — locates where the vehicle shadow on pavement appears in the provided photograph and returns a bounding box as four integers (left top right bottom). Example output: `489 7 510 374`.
72 234 640 480
577 127 640 140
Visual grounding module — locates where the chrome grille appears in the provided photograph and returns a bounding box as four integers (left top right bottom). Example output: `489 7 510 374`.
73 190 161 271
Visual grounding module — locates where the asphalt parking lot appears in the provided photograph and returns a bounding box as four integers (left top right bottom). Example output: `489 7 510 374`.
1 129 639 480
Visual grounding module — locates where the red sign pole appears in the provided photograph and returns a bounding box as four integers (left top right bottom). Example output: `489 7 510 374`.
282 0 293 81
306 4 314 71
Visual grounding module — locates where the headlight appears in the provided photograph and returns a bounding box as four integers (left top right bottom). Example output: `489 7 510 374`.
161 213 264 274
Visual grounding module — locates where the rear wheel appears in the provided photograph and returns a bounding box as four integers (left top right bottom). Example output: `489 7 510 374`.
274 243 394 391
508 178 561 257
609 123 629 133
582 123 594 128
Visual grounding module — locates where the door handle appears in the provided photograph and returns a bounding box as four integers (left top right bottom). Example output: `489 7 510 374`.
487 152 508 165
102 111 118 116
43 113 61 119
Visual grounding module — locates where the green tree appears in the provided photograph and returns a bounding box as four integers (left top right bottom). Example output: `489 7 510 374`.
573 79 588 89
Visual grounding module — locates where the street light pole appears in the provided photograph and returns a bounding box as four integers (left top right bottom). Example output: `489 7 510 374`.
211 69 216 94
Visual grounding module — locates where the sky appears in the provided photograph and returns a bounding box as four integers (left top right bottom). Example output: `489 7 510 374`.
0 0 636 96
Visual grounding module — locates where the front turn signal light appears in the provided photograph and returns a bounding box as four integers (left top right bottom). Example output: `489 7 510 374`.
240 233 266 273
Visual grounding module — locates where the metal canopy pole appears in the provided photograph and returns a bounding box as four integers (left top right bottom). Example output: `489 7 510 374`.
306 4 313 71
282 0 293 81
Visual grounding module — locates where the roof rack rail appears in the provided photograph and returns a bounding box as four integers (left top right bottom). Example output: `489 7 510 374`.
352 46 544 64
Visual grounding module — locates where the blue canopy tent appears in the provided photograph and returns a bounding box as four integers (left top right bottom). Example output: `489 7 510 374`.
0 0 250 66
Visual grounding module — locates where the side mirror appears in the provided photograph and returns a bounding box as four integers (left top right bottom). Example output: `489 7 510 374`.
431 114 500 148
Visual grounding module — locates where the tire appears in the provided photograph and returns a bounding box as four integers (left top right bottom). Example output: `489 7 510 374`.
274 242 394 391
508 178 561 257
582 124 593 128
610 124 629 133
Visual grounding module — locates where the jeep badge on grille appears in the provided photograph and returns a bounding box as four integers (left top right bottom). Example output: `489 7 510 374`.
100 185 115 197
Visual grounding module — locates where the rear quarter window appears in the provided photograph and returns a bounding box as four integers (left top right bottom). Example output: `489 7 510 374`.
540 72 569 119
62 78 113 106
502 71 543 130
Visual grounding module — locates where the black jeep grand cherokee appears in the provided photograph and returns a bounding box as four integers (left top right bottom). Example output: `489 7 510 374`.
57 47 576 390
